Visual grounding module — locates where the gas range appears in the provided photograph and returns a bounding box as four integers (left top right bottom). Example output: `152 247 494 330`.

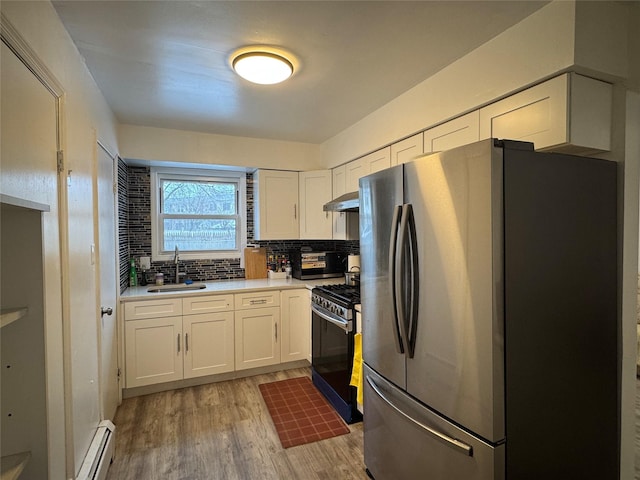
310 282 362 424
312 284 361 308
311 284 360 331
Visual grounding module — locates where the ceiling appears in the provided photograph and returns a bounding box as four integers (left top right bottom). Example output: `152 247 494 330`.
52 1 548 144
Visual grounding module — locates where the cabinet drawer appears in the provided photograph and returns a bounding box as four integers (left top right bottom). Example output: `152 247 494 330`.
124 298 182 320
234 291 280 310
183 294 234 315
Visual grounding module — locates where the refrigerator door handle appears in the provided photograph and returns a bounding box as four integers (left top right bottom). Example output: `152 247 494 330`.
366 375 473 457
396 204 412 358
389 204 404 354
406 203 419 358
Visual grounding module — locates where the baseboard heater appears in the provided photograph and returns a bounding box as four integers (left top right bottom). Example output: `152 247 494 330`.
77 420 116 480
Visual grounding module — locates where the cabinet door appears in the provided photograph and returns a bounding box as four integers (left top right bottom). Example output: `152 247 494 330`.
280 289 311 363
299 170 333 240
254 170 299 240
345 159 366 193
479 75 567 148
234 307 280 370
391 133 424 166
479 73 611 153
424 111 480 154
332 165 347 240
364 146 391 175
183 312 234 378
125 316 183 387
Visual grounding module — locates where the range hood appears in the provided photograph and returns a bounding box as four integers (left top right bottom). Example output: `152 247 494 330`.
323 191 359 212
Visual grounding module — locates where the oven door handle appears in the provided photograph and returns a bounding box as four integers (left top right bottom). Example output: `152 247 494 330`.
311 304 351 333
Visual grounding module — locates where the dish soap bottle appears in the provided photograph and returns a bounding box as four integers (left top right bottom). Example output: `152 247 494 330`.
129 258 138 287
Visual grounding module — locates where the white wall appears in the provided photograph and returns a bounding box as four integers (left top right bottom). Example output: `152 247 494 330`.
119 123 322 171
1 1 120 477
319 1 577 167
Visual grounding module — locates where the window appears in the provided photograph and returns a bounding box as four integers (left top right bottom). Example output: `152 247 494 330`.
151 168 246 261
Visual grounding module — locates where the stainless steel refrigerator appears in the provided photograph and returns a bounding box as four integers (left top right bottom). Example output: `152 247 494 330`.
359 139 618 480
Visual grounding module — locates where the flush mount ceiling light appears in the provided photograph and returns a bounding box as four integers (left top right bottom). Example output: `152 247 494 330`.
230 47 295 85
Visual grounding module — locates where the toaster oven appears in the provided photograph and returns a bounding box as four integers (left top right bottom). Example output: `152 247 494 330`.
289 251 345 280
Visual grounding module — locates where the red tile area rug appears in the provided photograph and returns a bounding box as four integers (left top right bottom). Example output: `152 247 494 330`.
258 376 350 449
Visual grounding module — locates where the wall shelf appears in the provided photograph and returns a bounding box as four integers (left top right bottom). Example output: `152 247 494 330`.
1 451 31 480
0 308 28 329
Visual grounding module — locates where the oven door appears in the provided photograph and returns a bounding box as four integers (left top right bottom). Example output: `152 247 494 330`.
311 303 353 404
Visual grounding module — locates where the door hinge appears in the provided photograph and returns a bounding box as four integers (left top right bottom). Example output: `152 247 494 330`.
57 150 64 173
117 367 121 382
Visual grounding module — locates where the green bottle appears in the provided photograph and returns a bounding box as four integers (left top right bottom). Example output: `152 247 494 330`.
129 258 138 287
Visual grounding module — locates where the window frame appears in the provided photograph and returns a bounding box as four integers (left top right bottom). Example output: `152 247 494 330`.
150 167 247 262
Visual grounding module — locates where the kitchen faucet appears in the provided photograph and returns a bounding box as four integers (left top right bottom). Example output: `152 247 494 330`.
174 245 181 283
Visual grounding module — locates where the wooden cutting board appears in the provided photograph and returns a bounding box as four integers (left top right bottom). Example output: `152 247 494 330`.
244 247 267 279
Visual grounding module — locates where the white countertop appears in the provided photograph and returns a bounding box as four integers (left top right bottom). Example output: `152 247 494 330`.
121 277 345 301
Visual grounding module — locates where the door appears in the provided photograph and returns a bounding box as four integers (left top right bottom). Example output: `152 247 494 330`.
125 316 183 387
363 365 504 480
391 133 424 166
423 111 480 154
299 170 333 239
96 145 119 421
254 170 299 240
359 166 405 388
183 312 235 378
234 307 280 370
404 140 505 442
280 289 310 362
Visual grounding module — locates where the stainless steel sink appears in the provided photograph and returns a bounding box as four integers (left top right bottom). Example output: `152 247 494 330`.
147 283 207 293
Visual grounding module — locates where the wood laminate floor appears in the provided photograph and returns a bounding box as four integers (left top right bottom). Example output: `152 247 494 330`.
106 368 367 480
636 378 640 480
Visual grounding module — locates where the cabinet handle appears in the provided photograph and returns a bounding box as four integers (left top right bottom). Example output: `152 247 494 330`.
275 323 278 341
177 333 181 353
250 299 267 305
294 204 297 219
185 333 189 352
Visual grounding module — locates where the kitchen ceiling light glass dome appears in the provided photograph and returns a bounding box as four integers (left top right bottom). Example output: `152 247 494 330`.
231 49 294 85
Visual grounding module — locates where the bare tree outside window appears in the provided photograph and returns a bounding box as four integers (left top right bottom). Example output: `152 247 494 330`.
160 178 239 252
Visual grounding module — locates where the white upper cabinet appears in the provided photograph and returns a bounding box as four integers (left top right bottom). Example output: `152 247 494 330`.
345 158 366 193
391 133 424 166
253 170 299 240
345 146 391 193
424 111 480 154
331 165 358 241
364 146 391 175
299 170 333 240
479 73 612 154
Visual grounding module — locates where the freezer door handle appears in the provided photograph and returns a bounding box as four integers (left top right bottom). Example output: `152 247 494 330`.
389 204 404 354
366 375 473 457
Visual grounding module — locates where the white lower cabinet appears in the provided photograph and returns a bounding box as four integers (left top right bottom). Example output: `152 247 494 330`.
183 312 235 379
124 294 235 388
124 288 312 388
125 316 183 388
234 307 281 370
280 289 311 362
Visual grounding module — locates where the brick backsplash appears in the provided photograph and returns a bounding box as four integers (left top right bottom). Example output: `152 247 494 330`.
118 168 359 289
